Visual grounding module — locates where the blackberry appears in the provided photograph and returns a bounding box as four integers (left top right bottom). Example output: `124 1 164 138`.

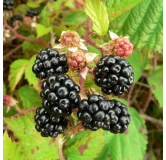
11 15 22 24
94 55 134 95
40 74 80 117
25 10 39 18
32 48 69 80
77 94 130 133
3 0 14 10
34 107 67 137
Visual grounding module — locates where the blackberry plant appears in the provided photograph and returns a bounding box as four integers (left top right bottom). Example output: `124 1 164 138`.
3 0 162 160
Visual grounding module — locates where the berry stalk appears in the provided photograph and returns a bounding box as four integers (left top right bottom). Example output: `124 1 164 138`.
3 20 49 47
57 135 64 160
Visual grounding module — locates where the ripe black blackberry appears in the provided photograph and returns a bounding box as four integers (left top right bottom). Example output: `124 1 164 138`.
11 15 22 23
34 107 67 137
32 48 69 80
40 74 80 117
77 94 130 133
3 0 14 10
25 10 39 18
94 55 134 95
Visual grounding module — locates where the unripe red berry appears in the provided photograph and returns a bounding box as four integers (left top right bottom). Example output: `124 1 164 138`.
114 37 133 58
107 37 133 58
68 50 86 71
60 31 81 48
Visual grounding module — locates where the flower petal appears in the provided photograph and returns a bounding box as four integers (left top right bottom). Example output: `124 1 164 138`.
53 43 65 49
100 43 108 47
80 66 89 79
80 39 85 42
5 33 10 37
31 22 37 28
68 47 78 52
85 53 98 63
109 30 119 39
124 36 129 39
61 31 66 36
79 42 87 50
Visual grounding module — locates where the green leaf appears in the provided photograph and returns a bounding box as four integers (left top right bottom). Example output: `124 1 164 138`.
18 85 41 109
104 0 144 20
22 35 45 59
8 59 28 92
3 132 24 160
14 4 29 16
62 10 87 25
147 66 163 108
4 112 59 160
3 105 17 117
65 130 104 160
36 24 52 38
3 82 6 96
126 50 148 82
40 1 63 26
109 0 163 53
27 0 45 8
95 107 147 160
25 55 41 92
84 0 109 35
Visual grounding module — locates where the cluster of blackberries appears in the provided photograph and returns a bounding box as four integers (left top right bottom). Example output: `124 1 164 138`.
33 48 132 137
33 48 72 137
94 55 134 95
34 74 80 137
25 10 39 18
34 107 67 137
11 15 22 23
3 0 14 10
77 94 130 133
32 48 69 80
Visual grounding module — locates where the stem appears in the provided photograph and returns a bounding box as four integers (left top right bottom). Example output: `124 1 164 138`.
3 43 22 60
79 75 86 97
84 17 92 47
84 17 110 56
9 107 37 118
3 20 49 47
135 81 151 88
127 83 135 107
142 90 152 112
153 51 157 70
57 135 64 160
140 113 163 128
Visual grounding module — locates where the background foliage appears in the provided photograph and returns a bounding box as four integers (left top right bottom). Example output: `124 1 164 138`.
3 0 163 159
